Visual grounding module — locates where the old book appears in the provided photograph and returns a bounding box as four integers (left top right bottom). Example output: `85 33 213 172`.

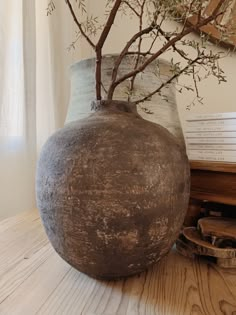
187 150 236 157
187 144 236 150
188 154 236 162
186 112 236 121
186 131 236 138
186 119 236 127
186 125 236 132
186 138 236 144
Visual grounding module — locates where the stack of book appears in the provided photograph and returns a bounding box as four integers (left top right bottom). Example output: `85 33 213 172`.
185 112 236 163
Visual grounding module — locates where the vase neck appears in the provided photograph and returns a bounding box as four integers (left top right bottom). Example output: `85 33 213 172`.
91 100 139 116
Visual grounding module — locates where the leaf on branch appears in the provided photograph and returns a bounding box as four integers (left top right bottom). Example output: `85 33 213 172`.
140 106 154 114
67 15 102 51
46 0 55 16
75 0 87 15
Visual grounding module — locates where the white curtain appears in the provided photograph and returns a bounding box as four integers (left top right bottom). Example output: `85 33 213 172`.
0 0 36 219
0 0 82 219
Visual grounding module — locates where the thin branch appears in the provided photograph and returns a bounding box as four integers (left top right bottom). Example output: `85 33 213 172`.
197 6 202 23
123 1 140 17
181 0 197 33
130 9 162 58
128 0 146 101
101 81 108 95
96 0 122 49
158 28 191 61
95 49 103 100
65 0 95 49
107 24 158 99
212 0 225 15
147 31 159 53
135 57 201 104
192 65 200 98
126 51 155 56
95 0 122 100
107 0 226 99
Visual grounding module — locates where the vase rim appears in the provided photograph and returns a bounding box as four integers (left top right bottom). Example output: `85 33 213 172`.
69 54 171 74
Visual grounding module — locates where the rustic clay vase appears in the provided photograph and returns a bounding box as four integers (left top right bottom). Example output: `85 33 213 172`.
36 100 190 280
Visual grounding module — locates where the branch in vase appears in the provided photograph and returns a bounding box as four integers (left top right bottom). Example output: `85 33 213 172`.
122 1 140 17
192 66 200 99
95 0 122 100
146 30 159 54
158 28 191 62
107 23 159 99
126 51 155 56
129 0 147 101
108 0 226 98
181 0 197 33
134 56 201 105
95 49 103 101
96 0 122 49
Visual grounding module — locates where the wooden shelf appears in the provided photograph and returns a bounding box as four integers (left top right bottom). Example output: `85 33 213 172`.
190 161 236 205
190 161 236 173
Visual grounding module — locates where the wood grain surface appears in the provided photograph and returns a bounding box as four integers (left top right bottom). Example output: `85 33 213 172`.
190 161 236 174
198 217 236 240
190 162 236 206
182 227 236 259
0 210 236 315
190 170 236 205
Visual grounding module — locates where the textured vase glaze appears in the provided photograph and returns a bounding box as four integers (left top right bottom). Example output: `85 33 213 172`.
66 55 185 148
36 100 190 280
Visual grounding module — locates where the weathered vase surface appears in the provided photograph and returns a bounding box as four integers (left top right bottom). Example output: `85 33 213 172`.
36 100 190 279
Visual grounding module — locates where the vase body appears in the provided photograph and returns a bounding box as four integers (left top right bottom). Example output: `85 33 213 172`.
36 100 190 280
66 55 185 148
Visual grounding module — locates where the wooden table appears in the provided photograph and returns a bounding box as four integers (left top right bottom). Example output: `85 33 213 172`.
0 210 236 315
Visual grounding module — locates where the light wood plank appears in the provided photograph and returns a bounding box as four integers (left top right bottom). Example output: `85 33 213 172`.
0 244 52 303
0 210 48 279
0 211 236 315
35 252 236 315
0 253 71 315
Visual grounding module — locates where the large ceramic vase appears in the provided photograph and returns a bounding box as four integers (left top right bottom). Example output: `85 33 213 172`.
36 56 190 280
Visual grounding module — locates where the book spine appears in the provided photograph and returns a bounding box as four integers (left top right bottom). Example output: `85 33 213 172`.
185 125 236 132
186 131 236 138
187 150 236 157
187 144 236 150
186 119 236 127
186 112 236 121
188 154 236 162
186 138 236 144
